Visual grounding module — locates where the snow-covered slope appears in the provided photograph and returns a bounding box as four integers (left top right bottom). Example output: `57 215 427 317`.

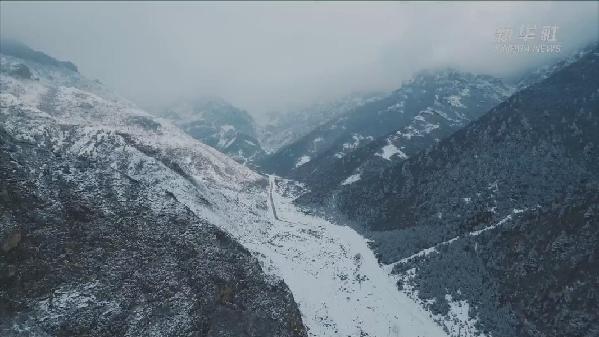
1 46 272 257
1 41 453 336
287 69 512 203
324 43 599 337
515 41 598 90
258 92 382 154
1 43 305 337
252 176 449 337
159 98 266 166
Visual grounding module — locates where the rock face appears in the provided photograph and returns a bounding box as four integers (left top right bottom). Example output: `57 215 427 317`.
261 69 512 193
160 99 266 166
315 44 599 336
0 43 307 337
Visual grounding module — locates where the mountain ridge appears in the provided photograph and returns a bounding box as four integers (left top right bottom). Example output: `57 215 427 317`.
159 98 266 166
306 42 599 337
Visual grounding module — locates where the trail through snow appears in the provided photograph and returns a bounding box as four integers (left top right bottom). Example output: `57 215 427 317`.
381 208 534 337
386 207 531 271
244 175 448 337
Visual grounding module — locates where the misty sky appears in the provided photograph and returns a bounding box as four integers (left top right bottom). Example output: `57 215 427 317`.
1 1 598 121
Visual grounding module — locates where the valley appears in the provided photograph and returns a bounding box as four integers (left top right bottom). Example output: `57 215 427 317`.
1 5 598 335
259 175 449 337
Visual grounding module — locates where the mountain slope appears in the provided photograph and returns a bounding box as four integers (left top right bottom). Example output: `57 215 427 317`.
0 128 305 337
0 42 306 337
322 44 599 337
334 45 599 237
1 41 454 337
258 92 382 153
261 69 512 187
160 98 265 166
515 42 598 91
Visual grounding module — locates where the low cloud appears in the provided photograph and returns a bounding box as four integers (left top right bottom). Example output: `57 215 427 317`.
1 1 597 119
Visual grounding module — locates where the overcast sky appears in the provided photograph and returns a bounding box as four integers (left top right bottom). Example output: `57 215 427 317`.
1 1 597 120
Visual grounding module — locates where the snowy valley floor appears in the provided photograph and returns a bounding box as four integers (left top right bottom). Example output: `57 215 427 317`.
239 175 449 337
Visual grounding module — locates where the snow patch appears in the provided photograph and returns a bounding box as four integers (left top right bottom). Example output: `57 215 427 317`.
446 95 466 108
220 124 234 132
377 141 408 160
295 155 311 168
438 294 487 337
341 173 361 185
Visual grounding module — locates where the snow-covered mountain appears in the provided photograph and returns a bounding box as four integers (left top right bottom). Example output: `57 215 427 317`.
1 41 458 337
260 69 512 185
515 41 598 91
0 40 305 337
159 98 266 166
4 37 597 337
300 43 599 337
258 92 382 154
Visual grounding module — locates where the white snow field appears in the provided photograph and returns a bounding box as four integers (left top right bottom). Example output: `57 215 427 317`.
240 175 448 337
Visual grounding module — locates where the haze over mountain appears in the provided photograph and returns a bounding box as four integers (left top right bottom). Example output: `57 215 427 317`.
158 98 266 166
260 69 513 182
1 1 597 117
